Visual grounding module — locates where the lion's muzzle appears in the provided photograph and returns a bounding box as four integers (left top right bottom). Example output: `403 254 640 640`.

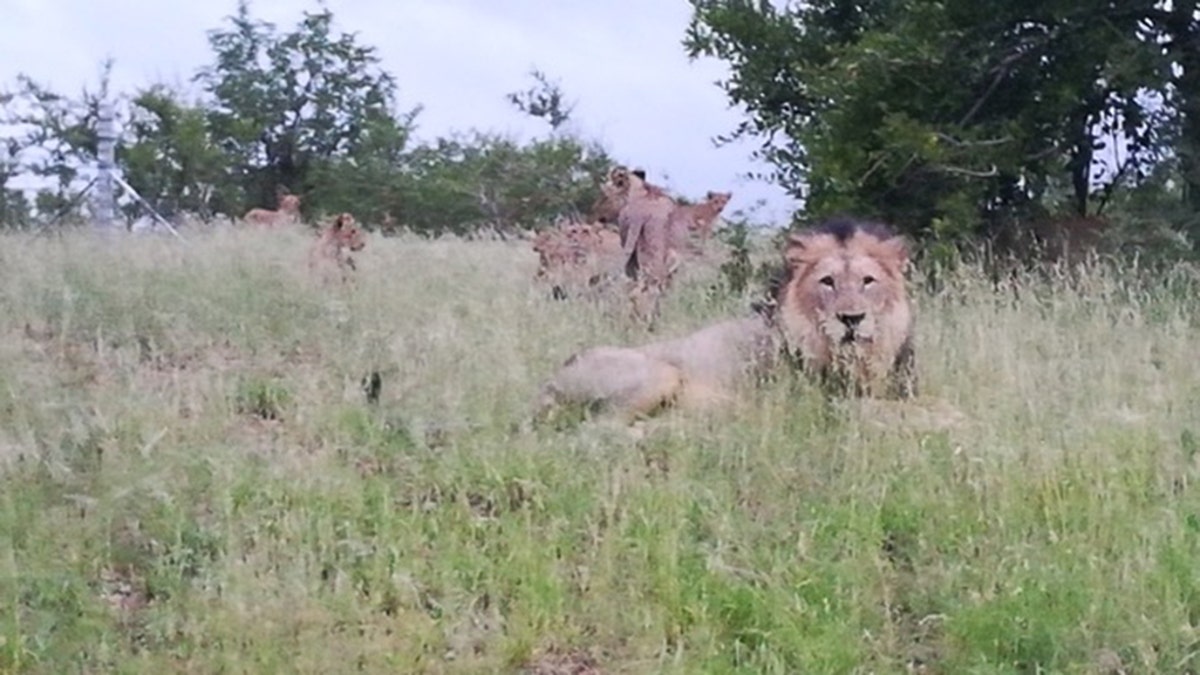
837 312 866 343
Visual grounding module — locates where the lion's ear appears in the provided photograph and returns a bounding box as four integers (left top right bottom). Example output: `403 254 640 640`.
783 233 812 269
631 169 647 181
880 235 910 272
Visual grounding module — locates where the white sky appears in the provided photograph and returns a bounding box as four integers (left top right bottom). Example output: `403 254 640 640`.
0 0 801 223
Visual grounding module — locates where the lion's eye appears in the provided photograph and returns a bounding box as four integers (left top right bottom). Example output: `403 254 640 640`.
863 275 877 286
819 275 835 288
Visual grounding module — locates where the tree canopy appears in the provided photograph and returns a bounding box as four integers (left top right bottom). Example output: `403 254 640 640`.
685 0 1199 243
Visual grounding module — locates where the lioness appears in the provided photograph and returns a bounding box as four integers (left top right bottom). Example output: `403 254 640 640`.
533 217 916 422
532 220 625 299
309 213 367 282
599 166 681 324
606 168 676 279
245 193 302 228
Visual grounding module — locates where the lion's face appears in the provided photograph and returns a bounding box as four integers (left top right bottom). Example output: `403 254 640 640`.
330 213 366 251
590 167 633 223
704 191 732 213
794 243 900 345
279 194 302 214
533 223 591 270
606 166 630 192
564 223 600 247
777 221 912 375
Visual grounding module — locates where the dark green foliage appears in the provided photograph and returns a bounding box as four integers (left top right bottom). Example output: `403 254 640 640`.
195 1 416 217
120 86 231 220
685 0 1200 243
717 221 754 294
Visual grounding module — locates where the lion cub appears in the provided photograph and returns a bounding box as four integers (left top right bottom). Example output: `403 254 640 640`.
308 213 366 283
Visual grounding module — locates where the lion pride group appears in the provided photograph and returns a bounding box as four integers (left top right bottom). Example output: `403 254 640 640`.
530 166 732 322
241 190 367 284
526 168 916 422
239 171 917 423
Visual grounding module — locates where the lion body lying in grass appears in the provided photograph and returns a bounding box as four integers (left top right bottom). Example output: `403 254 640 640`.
534 217 916 422
535 315 782 422
532 220 624 299
244 193 302 228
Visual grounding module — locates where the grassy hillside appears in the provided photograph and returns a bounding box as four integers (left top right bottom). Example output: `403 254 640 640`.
2 226 1199 673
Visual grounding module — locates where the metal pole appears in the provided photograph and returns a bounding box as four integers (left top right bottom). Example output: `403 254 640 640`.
94 98 116 230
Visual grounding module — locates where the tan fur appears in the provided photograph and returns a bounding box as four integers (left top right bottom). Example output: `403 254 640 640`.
594 226 622 256
534 219 917 426
589 191 622 225
244 193 302 228
673 191 732 250
531 220 624 296
309 213 366 283
535 314 783 423
776 220 916 398
531 228 571 278
599 166 682 324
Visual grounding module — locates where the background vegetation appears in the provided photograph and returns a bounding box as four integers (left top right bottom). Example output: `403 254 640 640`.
0 3 612 236
686 0 1200 257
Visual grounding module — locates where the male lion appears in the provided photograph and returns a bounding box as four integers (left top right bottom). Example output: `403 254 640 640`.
244 192 302 228
532 217 917 423
309 213 367 282
775 217 916 398
534 306 784 423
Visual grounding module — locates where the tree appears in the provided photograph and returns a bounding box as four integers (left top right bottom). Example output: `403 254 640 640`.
1 64 110 222
120 86 232 220
195 1 417 215
506 69 576 132
396 132 612 236
0 136 31 227
684 0 1187 241
0 2 616 236
1155 1 1200 215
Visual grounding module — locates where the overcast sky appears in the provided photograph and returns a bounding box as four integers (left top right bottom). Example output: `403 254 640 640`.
0 0 800 223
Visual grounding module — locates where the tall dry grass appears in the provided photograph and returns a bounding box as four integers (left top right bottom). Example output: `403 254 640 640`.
1 224 1199 673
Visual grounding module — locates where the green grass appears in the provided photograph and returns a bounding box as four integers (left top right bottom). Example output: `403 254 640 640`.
1 224 1199 673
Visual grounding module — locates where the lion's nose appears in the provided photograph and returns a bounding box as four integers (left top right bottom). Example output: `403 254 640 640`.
837 312 865 329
